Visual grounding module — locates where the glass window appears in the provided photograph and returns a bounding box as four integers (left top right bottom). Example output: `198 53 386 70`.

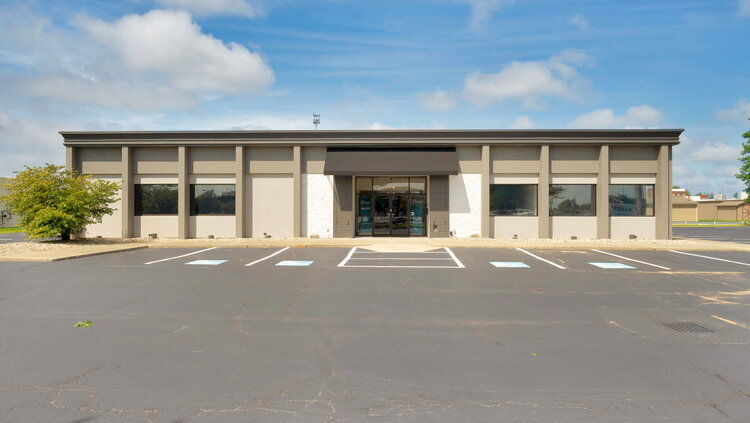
409 177 426 193
609 185 654 216
490 185 538 216
135 184 178 215
191 184 236 215
549 184 596 216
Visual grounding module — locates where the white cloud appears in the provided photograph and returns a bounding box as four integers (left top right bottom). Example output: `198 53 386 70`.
510 115 534 129
567 105 663 129
716 99 750 123
569 14 589 30
416 89 456 112
672 135 743 194
80 9 274 94
462 50 592 109
740 0 750 17
156 0 259 17
0 114 64 177
460 0 514 29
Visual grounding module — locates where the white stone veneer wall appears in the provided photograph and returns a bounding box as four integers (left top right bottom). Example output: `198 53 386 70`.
302 174 334 238
449 174 481 238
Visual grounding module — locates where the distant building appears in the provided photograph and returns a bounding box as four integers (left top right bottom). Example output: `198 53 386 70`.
672 197 749 222
671 188 688 197
0 178 19 228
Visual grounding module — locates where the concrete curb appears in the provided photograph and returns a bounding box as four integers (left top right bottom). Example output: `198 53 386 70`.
0 244 149 262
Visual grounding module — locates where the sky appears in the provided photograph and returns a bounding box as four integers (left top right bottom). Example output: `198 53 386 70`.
0 0 749 195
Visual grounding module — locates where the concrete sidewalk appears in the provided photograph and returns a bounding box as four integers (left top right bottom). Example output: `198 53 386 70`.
0 243 148 262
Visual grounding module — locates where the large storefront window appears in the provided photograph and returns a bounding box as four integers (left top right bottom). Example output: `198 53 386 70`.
356 177 426 236
135 184 178 215
549 184 596 216
609 185 654 216
490 185 537 216
190 184 236 215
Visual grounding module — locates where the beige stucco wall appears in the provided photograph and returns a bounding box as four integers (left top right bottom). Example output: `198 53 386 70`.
302 147 326 174
77 147 122 175
134 216 178 238
490 146 540 174
246 174 294 238
189 147 235 174
457 146 482 173
610 217 656 239
133 147 178 174
83 176 122 238
189 216 236 238
610 146 659 174
551 216 597 239
550 146 599 174
492 217 539 239
246 147 294 174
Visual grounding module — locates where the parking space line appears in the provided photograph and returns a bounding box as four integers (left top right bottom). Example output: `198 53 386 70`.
515 248 566 269
712 315 750 331
338 247 358 267
245 247 290 267
348 257 454 261
591 249 671 270
353 250 448 254
444 247 465 268
144 247 217 265
338 264 462 269
669 250 750 267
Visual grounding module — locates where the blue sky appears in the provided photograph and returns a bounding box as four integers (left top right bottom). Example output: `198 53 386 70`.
1 0 749 194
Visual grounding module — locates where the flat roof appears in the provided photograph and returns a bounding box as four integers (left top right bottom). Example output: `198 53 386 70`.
61 129 683 147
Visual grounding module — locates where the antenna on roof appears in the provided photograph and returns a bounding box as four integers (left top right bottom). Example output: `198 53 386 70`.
313 113 320 130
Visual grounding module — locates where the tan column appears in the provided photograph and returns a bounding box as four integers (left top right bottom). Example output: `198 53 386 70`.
293 146 302 237
235 146 245 238
538 145 550 238
65 147 78 172
481 145 490 238
121 147 133 238
178 146 189 239
656 145 671 239
597 145 610 238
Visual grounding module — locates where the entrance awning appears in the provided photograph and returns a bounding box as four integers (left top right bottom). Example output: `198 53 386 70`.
323 147 459 175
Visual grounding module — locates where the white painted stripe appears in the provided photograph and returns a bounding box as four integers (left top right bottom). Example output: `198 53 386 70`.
444 247 465 269
348 257 454 261
669 250 750 267
353 251 449 254
337 247 358 267
144 247 218 265
712 315 750 331
245 247 290 267
591 249 671 270
515 248 566 269
340 265 463 269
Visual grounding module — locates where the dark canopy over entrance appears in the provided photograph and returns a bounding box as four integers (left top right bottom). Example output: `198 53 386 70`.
323 147 459 176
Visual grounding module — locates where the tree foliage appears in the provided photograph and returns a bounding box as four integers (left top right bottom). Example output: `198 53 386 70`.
737 122 750 203
0 165 119 240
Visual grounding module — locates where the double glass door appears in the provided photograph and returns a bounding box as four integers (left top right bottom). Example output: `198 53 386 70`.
356 177 426 237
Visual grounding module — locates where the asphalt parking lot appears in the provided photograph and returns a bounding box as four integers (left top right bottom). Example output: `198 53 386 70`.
0 232 25 244
674 225 750 244
2 246 750 422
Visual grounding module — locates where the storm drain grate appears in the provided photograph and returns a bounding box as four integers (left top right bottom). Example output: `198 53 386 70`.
662 322 714 333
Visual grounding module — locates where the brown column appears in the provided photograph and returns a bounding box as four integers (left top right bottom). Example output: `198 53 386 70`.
178 146 189 239
538 145 550 238
597 145 610 238
235 146 245 238
481 145 490 238
293 146 301 237
65 147 78 172
656 145 671 239
121 147 133 238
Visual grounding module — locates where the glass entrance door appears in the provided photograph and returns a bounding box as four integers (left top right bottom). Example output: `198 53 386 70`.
356 177 427 237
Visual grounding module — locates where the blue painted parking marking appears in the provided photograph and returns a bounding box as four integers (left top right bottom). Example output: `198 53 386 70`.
276 260 314 267
588 262 636 269
490 262 530 268
185 259 228 266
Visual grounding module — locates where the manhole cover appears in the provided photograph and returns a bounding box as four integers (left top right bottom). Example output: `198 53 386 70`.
662 322 714 333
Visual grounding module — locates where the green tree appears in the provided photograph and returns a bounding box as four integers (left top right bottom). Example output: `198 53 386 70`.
737 122 750 202
0 165 119 240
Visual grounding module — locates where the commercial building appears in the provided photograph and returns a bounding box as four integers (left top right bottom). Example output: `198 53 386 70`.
61 129 681 240
672 197 749 222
